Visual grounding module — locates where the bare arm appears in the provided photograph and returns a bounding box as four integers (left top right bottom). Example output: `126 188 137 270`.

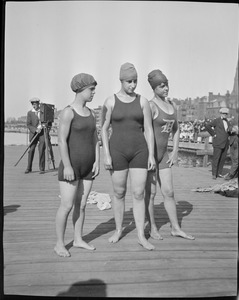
91 110 100 178
149 100 158 120
167 102 179 167
101 96 114 169
58 107 75 181
141 96 155 170
172 124 180 151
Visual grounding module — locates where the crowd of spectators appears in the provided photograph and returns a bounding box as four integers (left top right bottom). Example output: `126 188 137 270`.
177 119 212 143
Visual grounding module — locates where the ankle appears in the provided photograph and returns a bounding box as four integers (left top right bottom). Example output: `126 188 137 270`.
171 225 181 232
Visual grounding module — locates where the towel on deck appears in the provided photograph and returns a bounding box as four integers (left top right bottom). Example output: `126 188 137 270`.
87 191 112 210
58 191 112 210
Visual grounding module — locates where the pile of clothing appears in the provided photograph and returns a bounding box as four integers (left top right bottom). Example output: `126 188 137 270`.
87 191 112 210
58 191 112 210
192 178 238 198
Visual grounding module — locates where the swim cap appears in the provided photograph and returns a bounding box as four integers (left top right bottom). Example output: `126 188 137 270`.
119 63 137 81
148 69 168 90
71 73 97 93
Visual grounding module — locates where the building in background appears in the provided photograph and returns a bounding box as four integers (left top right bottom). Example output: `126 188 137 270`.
176 58 238 122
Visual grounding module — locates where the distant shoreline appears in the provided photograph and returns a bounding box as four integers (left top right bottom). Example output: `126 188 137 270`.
5 128 58 136
5 128 27 133
4 131 58 146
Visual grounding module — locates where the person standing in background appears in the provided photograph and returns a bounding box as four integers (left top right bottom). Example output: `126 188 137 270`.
25 97 46 174
205 107 230 180
225 113 238 180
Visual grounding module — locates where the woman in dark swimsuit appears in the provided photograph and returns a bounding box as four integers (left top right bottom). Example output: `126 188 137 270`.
54 73 100 257
145 69 195 241
101 63 156 250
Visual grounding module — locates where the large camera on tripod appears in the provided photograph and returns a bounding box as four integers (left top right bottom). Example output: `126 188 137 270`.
39 103 56 170
40 103 55 124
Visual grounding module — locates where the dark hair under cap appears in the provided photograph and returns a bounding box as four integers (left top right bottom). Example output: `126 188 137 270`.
148 69 168 90
71 73 97 93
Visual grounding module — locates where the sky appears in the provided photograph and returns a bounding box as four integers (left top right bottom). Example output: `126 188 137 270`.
4 1 239 119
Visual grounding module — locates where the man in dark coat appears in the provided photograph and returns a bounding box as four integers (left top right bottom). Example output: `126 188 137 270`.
205 107 230 180
225 115 238 180
25 97 46 174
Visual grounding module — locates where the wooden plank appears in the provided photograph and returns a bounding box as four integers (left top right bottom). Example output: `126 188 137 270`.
4 259 237 275
196 150 213 155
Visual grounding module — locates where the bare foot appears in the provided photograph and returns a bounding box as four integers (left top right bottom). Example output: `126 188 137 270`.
171 230 195 240
54 245 71 257
73 240 96 250
150 228 163 240
138 237 155 251
108 230 123 243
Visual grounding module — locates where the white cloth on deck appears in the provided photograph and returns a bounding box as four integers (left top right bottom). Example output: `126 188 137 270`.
87 191 112 210
58 191 112 211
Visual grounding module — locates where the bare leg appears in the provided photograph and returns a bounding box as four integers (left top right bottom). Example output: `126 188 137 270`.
145 170 163 240
108 170 128 243
54 180 78 257
129 169 155 250
159 168 195 240
73 179 95 250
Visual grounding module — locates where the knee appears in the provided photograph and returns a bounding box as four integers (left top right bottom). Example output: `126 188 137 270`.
114 188 126 200
162 188 174 199
60 201 73 213
132 189 144 201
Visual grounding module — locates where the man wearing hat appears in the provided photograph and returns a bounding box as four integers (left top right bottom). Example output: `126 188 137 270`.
225 112 238 180
25 97 46 174
205 107 230 179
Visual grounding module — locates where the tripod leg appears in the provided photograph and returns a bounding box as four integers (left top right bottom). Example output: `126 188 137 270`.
14 131 40 167
48 134 56 169
50 148 56 169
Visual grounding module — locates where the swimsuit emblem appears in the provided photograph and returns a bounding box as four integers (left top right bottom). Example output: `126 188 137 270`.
161 119 175 133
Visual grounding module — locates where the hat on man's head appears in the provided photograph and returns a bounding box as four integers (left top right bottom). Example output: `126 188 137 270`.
219 107 229 114
29 97 40 103
119 63 137 81
148 69 168 90
71 73 97 93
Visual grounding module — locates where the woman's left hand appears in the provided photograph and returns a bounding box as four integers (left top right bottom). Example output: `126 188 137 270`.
92 162 100 178
167 151 178 167
148 155 156 171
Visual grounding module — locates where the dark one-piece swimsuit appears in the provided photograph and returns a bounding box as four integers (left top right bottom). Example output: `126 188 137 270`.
109 94 149 170
58 107 97 181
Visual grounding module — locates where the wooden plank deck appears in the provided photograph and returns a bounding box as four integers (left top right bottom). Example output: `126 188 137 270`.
3 145 238 298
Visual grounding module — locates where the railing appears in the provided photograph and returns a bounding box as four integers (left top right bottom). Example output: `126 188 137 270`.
168 132 213 167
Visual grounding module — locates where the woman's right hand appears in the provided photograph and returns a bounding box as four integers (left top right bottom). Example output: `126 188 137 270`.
63 166 75 181
104 154 113 170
